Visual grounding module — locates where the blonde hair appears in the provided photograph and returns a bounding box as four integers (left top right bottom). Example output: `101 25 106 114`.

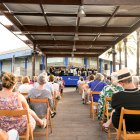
95 73 104 81
49 75 54 82
2 73 16 89
22 76 30 84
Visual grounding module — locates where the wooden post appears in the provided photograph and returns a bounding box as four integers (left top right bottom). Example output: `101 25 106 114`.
137 30 140 76
45 54 48 73
97 56 99 72
123 38 127 67
32 45 36 77
12 55 15 73
112 46 116 72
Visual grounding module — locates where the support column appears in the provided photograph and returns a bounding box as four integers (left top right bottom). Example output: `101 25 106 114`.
25 57 28 76
123 38 127 67
112 46 116 72
84 57 88 69
110 61 113 74
0 61 2 73
97 57 99 72
65 57 69 68
99 58 103 73
41 55 45 70
11 55 15 73
45 55 48 73
137 30 140 76
32 45 36 77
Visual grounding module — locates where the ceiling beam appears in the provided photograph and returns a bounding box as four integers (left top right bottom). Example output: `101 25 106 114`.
2 0 81 4
35 40 113 46
21 25 131 33
45 54 99 57
3 0 140 5
84 0 140 5
41 48 104 52
12 12 140 18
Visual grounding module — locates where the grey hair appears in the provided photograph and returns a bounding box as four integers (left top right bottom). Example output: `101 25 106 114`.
111 72 118 81
37 72 48 85
95 73 104 81
132 76 139 88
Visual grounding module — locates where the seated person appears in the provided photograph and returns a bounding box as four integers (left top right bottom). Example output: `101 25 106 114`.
28 72 54 118
49 75 61 99
0 72 46 134
111 68 140 131
15 76 23 92
98 72 124 121
0 129 19 140
84 74 94 104
83 73 107 103
18 76 33 94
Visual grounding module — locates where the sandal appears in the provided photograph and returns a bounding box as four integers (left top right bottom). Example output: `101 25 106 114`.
51 112 56 118
102 126 109 133
41 118 47 128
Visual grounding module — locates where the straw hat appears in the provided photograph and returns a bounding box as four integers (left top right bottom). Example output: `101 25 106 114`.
116 67 133 82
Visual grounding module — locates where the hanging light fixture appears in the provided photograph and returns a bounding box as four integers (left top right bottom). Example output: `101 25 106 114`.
73 45 76 51
78 6 86 17
74 33 79 40
71 52 74 57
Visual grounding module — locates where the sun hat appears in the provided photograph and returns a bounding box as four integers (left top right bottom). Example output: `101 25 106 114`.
116 67 133 82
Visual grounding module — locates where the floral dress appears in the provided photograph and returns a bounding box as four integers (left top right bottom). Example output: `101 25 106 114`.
0 92 35 134
98 84 124 120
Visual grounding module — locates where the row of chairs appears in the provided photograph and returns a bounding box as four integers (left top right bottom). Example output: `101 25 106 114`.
89 91 140 140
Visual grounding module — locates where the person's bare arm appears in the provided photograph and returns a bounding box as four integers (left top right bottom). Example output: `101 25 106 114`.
18 93 29 110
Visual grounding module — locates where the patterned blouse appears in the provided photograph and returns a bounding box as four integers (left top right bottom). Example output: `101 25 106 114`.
98 84 124 120
0 92 35 133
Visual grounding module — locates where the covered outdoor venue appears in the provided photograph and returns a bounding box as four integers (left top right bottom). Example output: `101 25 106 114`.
1 0 140 140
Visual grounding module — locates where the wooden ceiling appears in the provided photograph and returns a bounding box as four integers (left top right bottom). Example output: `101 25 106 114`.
1 0 140 57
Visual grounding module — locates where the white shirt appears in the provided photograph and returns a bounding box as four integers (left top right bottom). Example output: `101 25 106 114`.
18 83 33 93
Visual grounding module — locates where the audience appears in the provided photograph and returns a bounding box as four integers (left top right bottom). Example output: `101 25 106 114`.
84 74 94 104
49 75 61 99
15 76 23 92
84 73 107 103
28 72 54 118
98 72 124 121
0 72 47 134
18 76 33 93
111 68 140 131
33 76 39 88
132 76 139 88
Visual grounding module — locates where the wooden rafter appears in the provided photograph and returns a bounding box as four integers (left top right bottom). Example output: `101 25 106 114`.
2 0 140 5
35 40 113 46
19 25 131 33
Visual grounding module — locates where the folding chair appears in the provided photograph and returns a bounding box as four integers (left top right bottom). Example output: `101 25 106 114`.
29 98 52 140
103 97 112 121
117 107 140 140
102 97 115 139
53 91 57 111
0 109 33 140
90 91 100 120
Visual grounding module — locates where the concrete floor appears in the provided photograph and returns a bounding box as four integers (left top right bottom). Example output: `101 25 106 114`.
34 87 112 140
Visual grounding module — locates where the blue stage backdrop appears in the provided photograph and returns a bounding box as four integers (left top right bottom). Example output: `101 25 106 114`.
61 76 86 86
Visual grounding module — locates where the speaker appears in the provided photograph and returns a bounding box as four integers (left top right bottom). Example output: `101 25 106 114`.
40 64 44 70
104 64 108 70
